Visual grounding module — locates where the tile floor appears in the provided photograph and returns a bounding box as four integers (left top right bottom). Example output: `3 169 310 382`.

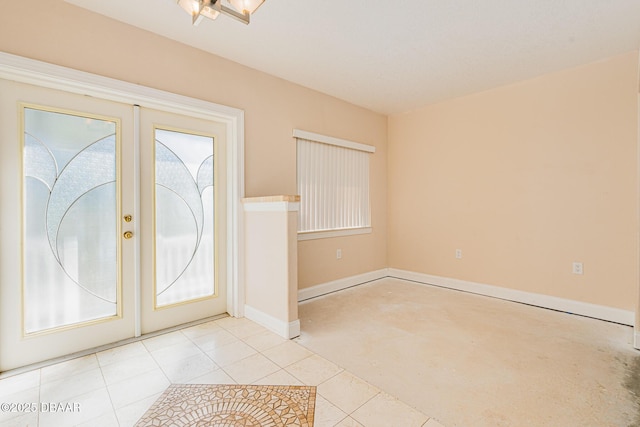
5 277 633 427
297 278 640 427
0 315 442 427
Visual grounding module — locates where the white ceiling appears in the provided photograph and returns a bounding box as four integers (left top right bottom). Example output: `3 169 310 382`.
66 0 640 115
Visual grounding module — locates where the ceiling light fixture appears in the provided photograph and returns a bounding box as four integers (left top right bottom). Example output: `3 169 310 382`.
177 0 265 25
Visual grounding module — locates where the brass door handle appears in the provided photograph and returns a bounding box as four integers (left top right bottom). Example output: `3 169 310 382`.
123 231 133 239
123 215 132 222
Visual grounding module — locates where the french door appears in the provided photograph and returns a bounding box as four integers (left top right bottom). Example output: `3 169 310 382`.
139 107 227 333
0 79 226 371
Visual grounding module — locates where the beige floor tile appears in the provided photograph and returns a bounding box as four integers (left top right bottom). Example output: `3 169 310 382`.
215 316 267 338
214 316 250 329
100 353 159 385
0 412 39 427
141 331 190 352
96 342 148 367
335 417 365 427
186 369 236 385
181 320 223 340
115 392 162 427
206 340 257 366
253 369 304 386
313 395 348 427
189 328 239 352
262 340 313 368
424 418 446 427
40 355 98 384
149 340 204 366
40 367 105 402
39 387 113 427
285 354 343 386
0 387 39 425
222 321 268 339
76 410 119 427
223 353 280 384
351 392 428 427
317 371 379 414
157 352 219 383
243 329 288 351
107 368 170 409
0 369 40 398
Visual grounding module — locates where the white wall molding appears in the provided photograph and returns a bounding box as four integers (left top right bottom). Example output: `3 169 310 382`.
635 58 640 348
297 266 634 326
244 305 300 339
388 268 635 326
298 269 389 302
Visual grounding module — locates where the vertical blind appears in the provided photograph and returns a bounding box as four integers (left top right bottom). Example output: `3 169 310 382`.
297 138 371 233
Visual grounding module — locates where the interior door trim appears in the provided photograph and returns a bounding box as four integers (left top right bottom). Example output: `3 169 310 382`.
133 105 142 336
0 52 245 318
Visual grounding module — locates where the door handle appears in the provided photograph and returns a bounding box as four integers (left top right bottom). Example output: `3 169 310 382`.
123 231 133 239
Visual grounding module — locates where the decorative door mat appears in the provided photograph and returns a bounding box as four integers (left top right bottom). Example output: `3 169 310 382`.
135 384 316 427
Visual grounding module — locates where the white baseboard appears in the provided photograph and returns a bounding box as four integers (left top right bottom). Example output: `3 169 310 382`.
298 269 389 302
244 305 300 339
635 331 640 350
295 267 635 327
388 268 635 326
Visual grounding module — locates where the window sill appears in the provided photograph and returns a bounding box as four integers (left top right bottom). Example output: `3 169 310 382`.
297 227 372 241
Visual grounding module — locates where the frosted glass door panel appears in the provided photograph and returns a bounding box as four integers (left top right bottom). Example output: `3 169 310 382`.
23 107 119 333
155 128 215 307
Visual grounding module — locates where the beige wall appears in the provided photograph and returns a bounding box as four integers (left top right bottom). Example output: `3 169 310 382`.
0 1 388 289
389 51 639 311
1 2 637 309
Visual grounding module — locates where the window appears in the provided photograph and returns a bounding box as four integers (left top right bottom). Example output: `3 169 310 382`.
294 129 374 240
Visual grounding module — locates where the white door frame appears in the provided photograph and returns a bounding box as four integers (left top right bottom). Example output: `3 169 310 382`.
0 51 245 321
636 51 640 350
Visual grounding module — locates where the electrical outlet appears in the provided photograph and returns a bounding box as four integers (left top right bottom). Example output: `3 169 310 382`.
572 262 583 275
455 249 462 259
336 249 342 260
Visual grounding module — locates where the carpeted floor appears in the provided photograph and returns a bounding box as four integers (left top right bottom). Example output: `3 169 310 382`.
297 278 639 427
135 384 317 427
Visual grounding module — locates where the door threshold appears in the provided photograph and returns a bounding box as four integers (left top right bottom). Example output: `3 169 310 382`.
0 313 229 379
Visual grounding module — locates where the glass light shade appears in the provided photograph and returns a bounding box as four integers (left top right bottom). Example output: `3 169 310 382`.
177 0 199 15
228 0 265 14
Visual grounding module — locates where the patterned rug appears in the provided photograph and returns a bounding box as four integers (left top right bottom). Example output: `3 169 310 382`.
135 384 316 427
